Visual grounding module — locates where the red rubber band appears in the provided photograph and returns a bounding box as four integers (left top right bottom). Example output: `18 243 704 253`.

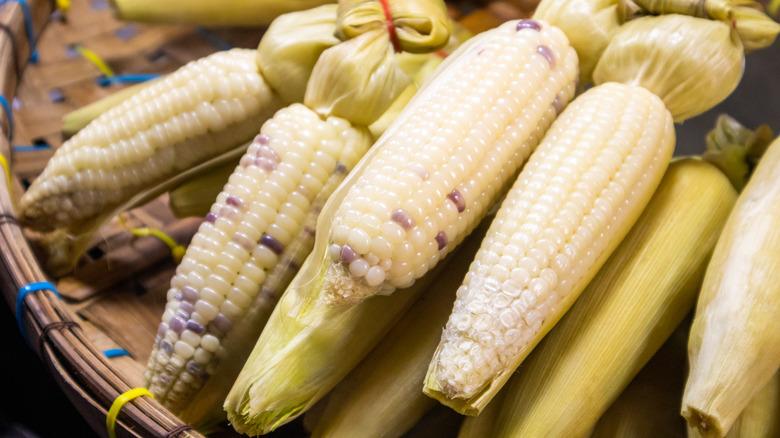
378 0 402 53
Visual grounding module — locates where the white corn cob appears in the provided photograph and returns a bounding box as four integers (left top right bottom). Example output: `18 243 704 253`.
19 48 282 234
322 18 579 304
424 81 675 414
143 103 372 422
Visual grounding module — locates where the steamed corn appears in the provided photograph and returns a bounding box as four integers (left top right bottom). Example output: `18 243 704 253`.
320 18 578 304
424 13 746 414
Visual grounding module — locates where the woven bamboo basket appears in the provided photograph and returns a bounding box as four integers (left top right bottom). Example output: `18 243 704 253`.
0 0 538 436
1 0 778 437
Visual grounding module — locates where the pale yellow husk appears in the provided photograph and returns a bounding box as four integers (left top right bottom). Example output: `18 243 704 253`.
723 371 780 438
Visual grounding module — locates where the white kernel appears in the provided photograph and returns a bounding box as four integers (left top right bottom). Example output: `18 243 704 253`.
329 244 342 261
193 348 212 364
173 341 195 359
180 330 200 347
194 300 219 321
201 334 220 352
349 259 370 277
365 266 386 287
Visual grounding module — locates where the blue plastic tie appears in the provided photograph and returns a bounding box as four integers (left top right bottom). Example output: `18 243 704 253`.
1 0 39 63
103 348 132 358
96 73 161 87
16 281 60 345
0 95 13 140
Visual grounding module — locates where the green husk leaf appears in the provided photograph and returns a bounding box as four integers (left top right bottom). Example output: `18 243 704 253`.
62 80 155 138
256 4 341 105
592 14 744 122
336 0 451 53
701 114 774 192
533 0 621 86
304 28 410 125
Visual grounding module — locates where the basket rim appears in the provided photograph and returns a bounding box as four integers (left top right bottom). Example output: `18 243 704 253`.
0 1 203 436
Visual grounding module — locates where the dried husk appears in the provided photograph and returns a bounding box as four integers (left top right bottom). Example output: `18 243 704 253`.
256 4 341 105
336 0 451 53
304 28 411 125
682 135 780 437
592 14 744 122
620 0 780 52
723 371 780 438
532 0 621 86
482 157 737 438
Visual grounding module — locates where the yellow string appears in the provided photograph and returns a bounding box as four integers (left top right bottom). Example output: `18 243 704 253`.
770 0 780 17
55 0 70 11
117 214 186 263
73 44 115 77
0 154 12 200
106 388 154 438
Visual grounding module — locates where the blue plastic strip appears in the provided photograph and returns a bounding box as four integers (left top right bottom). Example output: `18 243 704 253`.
13 144 50 152
1 0 39 63
103 348 132 358
96 73 161 87
0 95 13 140
196 27 233 51
16 281 60 345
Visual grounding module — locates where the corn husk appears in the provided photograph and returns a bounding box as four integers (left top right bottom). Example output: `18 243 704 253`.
336 0 451 53
304 218 489 438
256 4 342 105
682 134 780 437
723 371 780 438
619 0 780 51
532 0 621 86
478 157 737 438
589 318 691 438
110 0 335 27
304 28 411 125
593 14 744 122
456 390 506 438
62 80 156 138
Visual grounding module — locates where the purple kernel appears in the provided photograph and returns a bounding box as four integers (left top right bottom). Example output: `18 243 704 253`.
260 233 284 255
232 232 255 252
435 231 448 250
254 134 270 145
181 286 199 303
161 340 174 355
205 212 217 224
226 194 243 209
186 320 206 335
340 244 359 263
179 301 195 315
176 309 191 320
169 316 185 334
537 45 555 67
259 286 276 300
335 162 348 174
391 209 416 230
185 360 201 374
255 157 278 172
448 189 466 213
553 95 565 115
219 205 240 222
157 322 168 338
173 292 183 301
212 313 233 333
253 141 279 172
516 19 541 32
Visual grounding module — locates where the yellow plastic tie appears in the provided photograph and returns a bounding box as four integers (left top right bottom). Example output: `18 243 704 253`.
117 214 186 263
106 387 154 438
770 0 780 17
0 154 12 200
73 44 115 77
55 0 70 11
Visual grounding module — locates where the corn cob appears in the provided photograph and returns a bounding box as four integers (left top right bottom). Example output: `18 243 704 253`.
143 103 372 423
110 0 336 27
62 80 157 138
723 370 780 438
424 14 746 414
482 157 736 436
224 18 577 434
306 217 490 438
318 19 578 304
682 134 780 437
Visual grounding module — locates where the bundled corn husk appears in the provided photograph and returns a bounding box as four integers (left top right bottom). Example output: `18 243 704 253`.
619 0 780 51
336 0 451 53
592 14 744 122
302 219 489 438
682 132 780 436
109 0 336 27
532 0 621 85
